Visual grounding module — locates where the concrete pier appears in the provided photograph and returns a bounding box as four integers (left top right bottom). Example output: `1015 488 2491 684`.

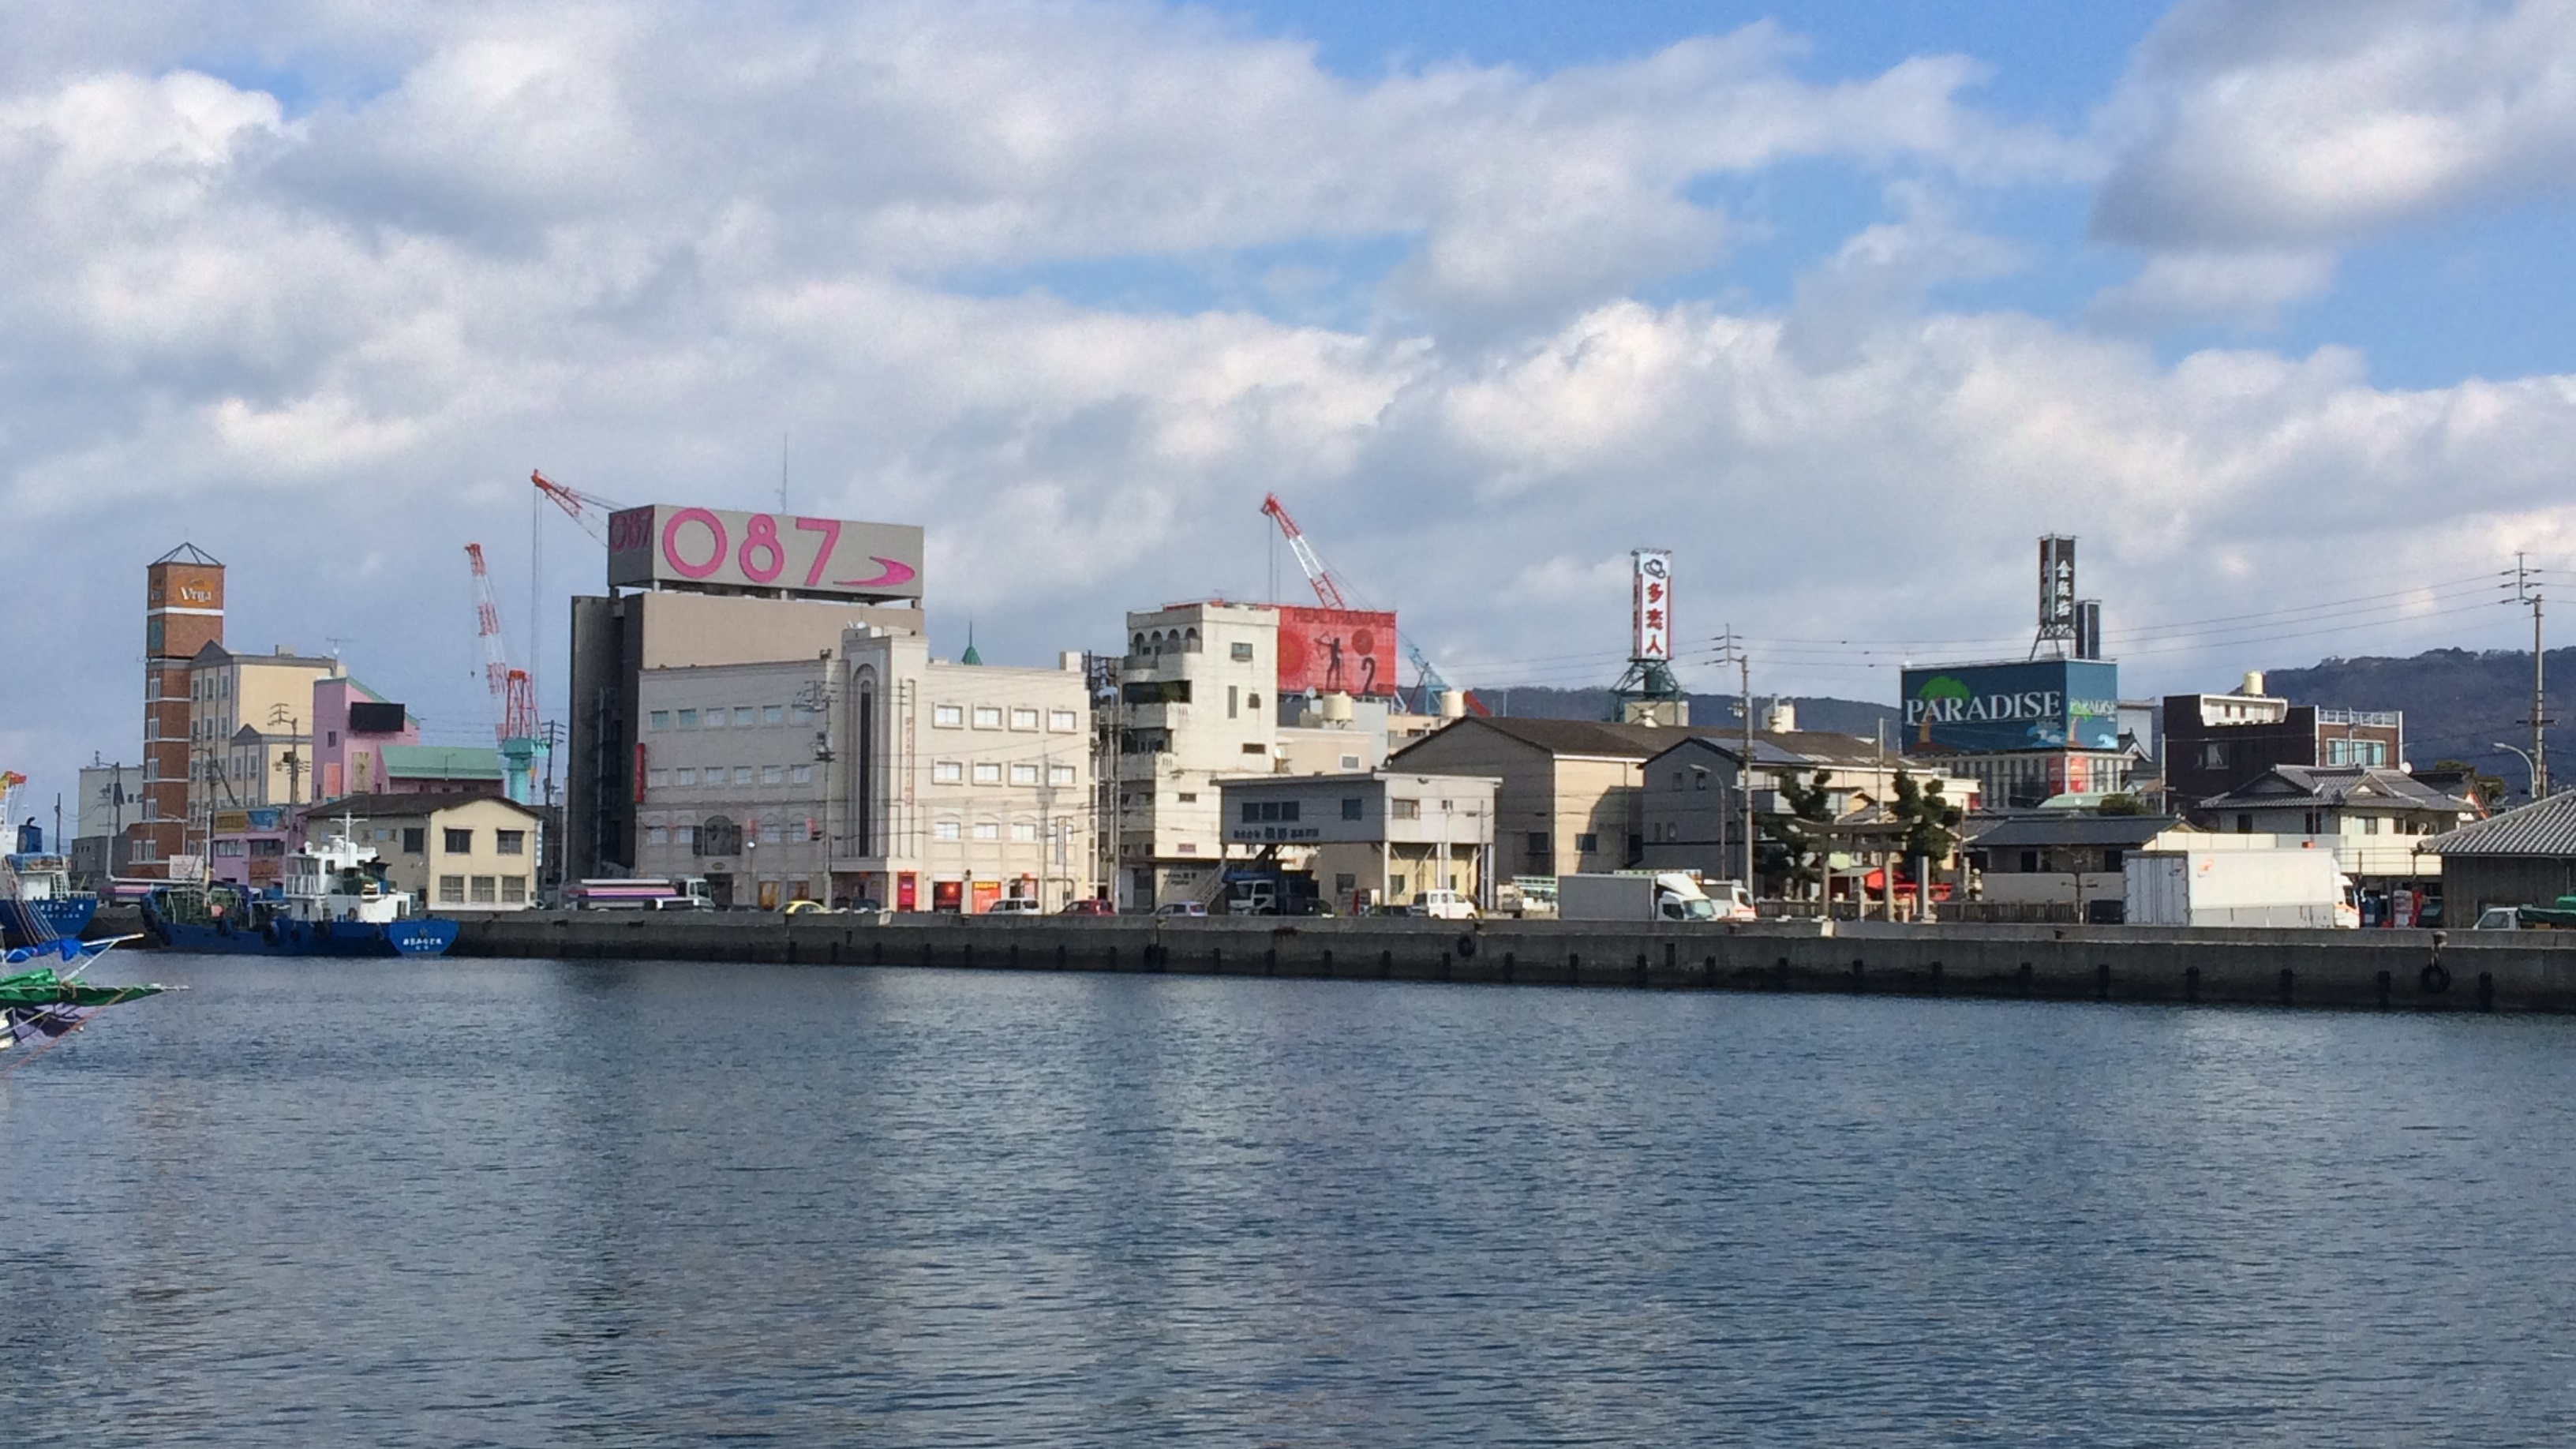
449 912 2576 1013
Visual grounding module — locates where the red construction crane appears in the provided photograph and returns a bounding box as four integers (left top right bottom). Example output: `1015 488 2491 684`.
530 469 624 545
1259 492 1350 611
464 543 537 744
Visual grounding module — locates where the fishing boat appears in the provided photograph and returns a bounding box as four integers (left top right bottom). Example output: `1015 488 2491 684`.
1 850 100 948
141 826 459 957
2 935 167 1056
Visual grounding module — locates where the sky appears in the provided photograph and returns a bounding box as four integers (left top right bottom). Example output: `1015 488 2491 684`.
8 0 2576 818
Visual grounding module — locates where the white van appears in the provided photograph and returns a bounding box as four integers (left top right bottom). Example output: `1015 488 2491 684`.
1410 889 1480 920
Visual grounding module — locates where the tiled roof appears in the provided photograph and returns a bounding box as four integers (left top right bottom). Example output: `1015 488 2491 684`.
295 792 535 820
2425 792 2576 858
1396 716 1689 761
2200 766 2475 814
1965 814 2184 850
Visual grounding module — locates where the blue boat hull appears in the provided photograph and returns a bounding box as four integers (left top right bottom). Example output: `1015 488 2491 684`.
1 895 99 949
143 904 459 958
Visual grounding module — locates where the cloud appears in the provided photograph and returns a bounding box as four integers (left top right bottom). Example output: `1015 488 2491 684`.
2093 0 2576 251
1 0 2571 814
2086 248 2337 330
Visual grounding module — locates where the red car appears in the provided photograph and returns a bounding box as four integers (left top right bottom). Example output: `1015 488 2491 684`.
1059 898 1116 916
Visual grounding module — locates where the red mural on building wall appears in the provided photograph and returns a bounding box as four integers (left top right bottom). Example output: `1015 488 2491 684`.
1276 607 1398 698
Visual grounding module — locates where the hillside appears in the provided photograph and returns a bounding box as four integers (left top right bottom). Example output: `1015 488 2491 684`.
1472 685 1901 741
2260 647 2574 795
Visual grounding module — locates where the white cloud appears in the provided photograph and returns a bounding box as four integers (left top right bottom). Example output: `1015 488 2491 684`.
2087 248 2338 330
2093 0 2576 249
2 0 2572 814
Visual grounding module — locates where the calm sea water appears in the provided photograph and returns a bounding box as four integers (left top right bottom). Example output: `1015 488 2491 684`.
5 955 2574 1446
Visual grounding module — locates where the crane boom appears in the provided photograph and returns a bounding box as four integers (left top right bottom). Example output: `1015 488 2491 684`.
1259 492 1350 611
531 469 623 545
465 544 537 744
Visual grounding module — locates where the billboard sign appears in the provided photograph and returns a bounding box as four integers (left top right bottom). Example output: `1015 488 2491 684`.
1633 550 1672 661
2039 536 2076 631
1278 607 1397 698
1899 659 2121 755
607 505 924 601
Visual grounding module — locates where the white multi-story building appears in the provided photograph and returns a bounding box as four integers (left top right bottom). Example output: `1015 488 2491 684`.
1112 602 1281 909
837 627 1093 912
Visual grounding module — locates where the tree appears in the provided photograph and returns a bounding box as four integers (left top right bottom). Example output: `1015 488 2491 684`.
2432 758 2509 809
1889 770 1962 865
1755 769 1835 894
2096 792 2146 816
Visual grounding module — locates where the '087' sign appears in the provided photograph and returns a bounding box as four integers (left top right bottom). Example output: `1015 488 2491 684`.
607 505 925 600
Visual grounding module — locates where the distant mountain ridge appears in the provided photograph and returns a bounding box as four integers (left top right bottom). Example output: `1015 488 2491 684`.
2260 647 2576 796
1472 685 1900 741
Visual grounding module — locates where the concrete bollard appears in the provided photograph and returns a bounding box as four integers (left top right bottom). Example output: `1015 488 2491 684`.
2096 963 2111 1002
2185 964 2200 1003
2278 967 2295 1006
1929 960 1944 996
2376 968 2391 1008
2479 971 2496 1011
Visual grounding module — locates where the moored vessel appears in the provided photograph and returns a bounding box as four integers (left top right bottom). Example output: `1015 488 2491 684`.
142 826 459 957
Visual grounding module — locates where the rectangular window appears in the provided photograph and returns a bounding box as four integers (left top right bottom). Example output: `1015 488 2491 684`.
676 767 698 785
1340 754 1361 770
403 827 425 854
496 830 526 856
1342 798 1364 820
470 876 497 904
647 768 670 788
650 711 670 730
1011 822 1039 842
1009 763 1039 786
1229 685 1240 719
734 767 754 785
934 819 961 841
1230 642 1254 661
648 826 670 846
972 762 1002 784
1241 801 1260 823
1049 710 1078 732
1011 707 1039 731
1391 799 1421 821
1048 764 1076 786
934 761 964 784
704 709 724 729
934 705 964 728
677 709 698 728
444 828 473 852
972 821 1001 841
972 706 1002 729
734 707 755 727
1121 680 1191 705
438 874 465 904
763 705 784 726
762 765 784 785
2237 814 2254 833
1241 743 1266 754
1575 833 1599 853
501 876 527 904
1176 792 1196 803
789 764 813 785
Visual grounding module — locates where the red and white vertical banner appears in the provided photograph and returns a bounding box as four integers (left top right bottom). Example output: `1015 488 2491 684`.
1632 550 1673 661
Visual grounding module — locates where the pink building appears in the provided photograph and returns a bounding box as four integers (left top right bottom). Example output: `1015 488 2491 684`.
311 677 417 802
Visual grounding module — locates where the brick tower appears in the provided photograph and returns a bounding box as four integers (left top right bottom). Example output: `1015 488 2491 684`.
135 544 223 877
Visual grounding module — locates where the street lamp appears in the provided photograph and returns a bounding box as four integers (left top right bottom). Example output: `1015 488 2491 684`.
2492 743 2540 801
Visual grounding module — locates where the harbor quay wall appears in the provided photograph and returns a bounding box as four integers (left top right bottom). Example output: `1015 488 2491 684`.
447 913 2576 1013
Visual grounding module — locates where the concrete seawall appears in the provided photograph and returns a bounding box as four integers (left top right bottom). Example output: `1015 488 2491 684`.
451 912 2576 1013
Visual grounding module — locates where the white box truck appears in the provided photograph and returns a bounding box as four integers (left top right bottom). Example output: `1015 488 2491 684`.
1557 872 1754 923
2122 850 2357 929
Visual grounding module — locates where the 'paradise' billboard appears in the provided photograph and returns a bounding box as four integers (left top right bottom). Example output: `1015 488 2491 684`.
1899 659 2120 756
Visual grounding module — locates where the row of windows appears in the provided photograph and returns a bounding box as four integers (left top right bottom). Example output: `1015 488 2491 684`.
650 704 809 731
930 704 1080 732
647 765 813 788
930 761 1078 787
930 819 1076 842
437 874 529 904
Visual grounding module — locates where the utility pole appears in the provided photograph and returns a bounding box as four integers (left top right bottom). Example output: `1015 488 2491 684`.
268 703 304 804
2507 556 2550 799
1717 627 1754 894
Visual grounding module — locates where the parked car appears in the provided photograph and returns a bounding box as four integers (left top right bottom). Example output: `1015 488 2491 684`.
1154 901 1208 918
1060 898 1116 916
840 897 885 913
2473 906 2522 930
1409 889 1480 920
987 897 1044 915
780 899 829 915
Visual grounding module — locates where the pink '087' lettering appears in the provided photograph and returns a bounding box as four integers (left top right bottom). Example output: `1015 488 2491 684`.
796 518 841 586
739 514 785 584
661 508 728 578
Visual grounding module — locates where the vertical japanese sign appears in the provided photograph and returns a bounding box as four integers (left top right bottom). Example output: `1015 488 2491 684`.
2038 536 2076 631
1632 550 1672 661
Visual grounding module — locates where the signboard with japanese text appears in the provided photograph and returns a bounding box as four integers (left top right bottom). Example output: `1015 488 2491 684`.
1899 659 2121 756
2039 536 2076 631
607 505 924 601
1278 606 1398 698
1632 550 1672 661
